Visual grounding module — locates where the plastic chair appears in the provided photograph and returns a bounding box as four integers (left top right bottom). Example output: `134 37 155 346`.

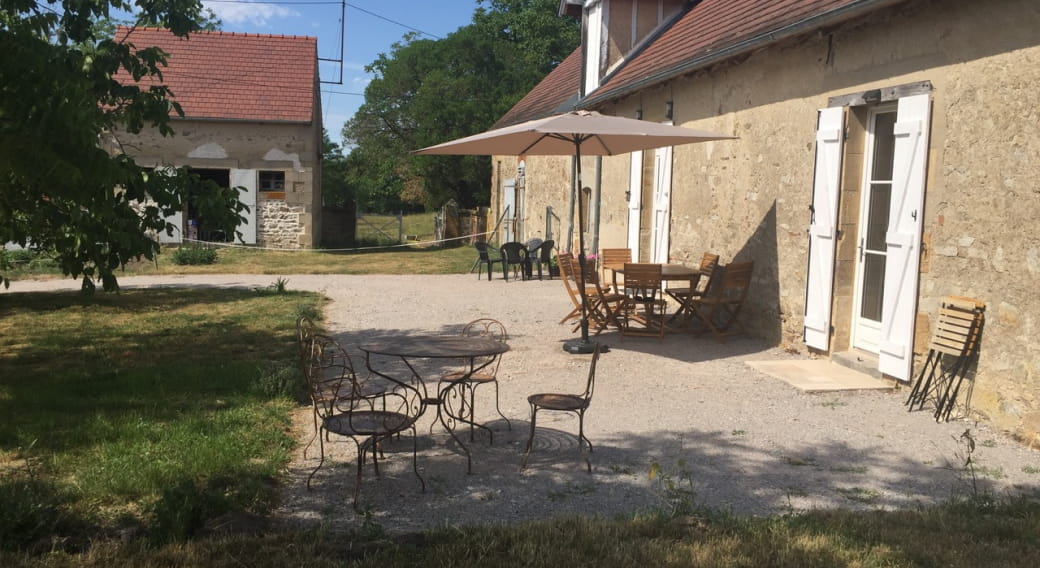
474 242 504 281
528 239 556 280
499 242 530 281
521 343 601 472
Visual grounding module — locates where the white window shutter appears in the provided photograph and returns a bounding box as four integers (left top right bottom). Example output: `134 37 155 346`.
230 169 257 244
803 107 845 350
650 144 672 264
878 94 931 380
156 166 182 244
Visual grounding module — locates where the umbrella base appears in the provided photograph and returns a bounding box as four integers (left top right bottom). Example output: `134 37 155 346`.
563 338 609 355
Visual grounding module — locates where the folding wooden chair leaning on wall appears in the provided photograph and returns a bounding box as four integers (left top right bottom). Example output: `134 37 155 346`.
905 296 985 422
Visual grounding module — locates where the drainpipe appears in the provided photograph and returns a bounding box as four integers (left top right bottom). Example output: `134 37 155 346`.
565 157 577 253
590 156 602 255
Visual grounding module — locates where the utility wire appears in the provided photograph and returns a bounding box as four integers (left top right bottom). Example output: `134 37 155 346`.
200 0 443 39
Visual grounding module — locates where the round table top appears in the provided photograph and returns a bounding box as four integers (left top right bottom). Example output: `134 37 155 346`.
359 335 510 359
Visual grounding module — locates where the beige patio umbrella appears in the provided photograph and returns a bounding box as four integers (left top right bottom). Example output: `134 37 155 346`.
414 110 734 353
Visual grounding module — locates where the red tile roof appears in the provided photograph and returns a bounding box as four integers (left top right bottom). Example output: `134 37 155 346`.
114 27 317 123
492 47 583 128
583 0 906 106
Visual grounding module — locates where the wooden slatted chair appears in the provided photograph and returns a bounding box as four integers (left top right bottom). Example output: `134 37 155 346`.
619 263 667 340
667 253 720 327
905 296 985 422
599 247 633 291
688 261 754 342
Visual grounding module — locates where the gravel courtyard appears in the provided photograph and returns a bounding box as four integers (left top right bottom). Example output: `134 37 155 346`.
9 273 1038 533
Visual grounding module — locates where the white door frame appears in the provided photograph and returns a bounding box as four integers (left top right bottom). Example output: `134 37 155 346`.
502 178 516 243
851 105 897 353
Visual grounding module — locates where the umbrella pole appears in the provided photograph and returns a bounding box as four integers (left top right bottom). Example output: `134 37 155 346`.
563 139 604 355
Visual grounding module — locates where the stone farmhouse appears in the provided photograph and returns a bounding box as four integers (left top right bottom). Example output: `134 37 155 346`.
490 0 1040 440
110 27 323 248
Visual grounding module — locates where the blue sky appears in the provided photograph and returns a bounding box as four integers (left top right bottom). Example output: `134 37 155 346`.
200 1 483 149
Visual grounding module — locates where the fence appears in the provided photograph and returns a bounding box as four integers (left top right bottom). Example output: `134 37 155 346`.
434 201 487 246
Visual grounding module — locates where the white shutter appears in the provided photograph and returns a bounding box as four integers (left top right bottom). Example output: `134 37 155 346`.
627 150 642 259
803 107 845 350
156 166 183 244
584 2 603 94
230 169 257 244
159 210 183 244
878 94 931 380
650 144 672 264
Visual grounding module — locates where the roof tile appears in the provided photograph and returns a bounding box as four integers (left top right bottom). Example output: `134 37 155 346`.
113 27 317 123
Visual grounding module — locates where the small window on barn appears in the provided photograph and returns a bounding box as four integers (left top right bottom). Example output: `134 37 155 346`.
259 171 285 191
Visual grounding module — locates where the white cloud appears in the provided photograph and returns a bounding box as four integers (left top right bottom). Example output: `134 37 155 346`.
204 1 298 27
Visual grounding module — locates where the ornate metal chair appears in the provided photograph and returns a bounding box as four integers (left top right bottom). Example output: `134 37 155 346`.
521 343 601 472
440 318 511 441
303 334 424 508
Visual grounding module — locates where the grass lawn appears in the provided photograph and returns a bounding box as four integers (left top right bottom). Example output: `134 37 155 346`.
0 287 325 553
1 254 1038 566
3 244 476 281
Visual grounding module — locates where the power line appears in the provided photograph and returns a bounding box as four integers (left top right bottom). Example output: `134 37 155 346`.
344 2 441 39
200 0 443 40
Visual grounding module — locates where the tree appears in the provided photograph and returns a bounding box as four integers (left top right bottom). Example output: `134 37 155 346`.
0 0 245 292
343 0 579 211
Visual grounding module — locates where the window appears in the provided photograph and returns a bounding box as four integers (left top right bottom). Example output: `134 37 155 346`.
259 171 285 191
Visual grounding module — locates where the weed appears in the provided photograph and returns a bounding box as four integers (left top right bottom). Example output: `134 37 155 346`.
358 506 384 540
171 246 218 265
547 482 597 502
980 439 997 448
1023 466 1040 475
731 429 747 436
254 277 290 295
829 465 869 474
974 465 1006 480
839 486 882 504
817 398 848 409
649 458 698 517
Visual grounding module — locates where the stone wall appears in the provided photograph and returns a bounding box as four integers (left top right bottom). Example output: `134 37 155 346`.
112 119 322 248
502 0 1040 440
257 197 305 249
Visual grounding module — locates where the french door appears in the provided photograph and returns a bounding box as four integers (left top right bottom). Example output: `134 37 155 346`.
851 107 897 353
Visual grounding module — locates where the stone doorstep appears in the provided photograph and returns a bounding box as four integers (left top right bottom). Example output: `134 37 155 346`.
746 359 895 393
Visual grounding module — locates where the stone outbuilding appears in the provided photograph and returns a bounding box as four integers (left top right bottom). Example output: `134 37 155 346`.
111 27 322 248
490 0 1040 441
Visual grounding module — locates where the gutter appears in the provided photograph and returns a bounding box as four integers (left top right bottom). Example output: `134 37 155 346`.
579 0 907 109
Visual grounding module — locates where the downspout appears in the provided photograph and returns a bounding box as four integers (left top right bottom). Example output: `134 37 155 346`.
590 156 602 255
565 157 577 253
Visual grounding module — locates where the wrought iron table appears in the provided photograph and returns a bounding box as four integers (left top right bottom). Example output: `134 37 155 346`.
359 335 510 473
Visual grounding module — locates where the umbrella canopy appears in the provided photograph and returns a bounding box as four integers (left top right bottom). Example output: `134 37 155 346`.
414 110 733 157
414 110 734 353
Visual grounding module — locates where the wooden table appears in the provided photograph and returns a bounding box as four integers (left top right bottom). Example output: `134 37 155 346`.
613 264 704 330
359 335 510 473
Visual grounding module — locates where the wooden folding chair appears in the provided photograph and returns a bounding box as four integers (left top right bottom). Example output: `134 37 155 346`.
666 252 720 327
599 248 632 291
689 261 753 342
619 263 667 340
905 296 985 422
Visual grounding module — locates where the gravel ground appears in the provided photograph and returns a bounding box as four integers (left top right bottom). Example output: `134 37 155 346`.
7 273 1039 534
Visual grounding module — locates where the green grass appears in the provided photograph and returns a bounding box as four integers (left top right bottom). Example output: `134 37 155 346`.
0 288 323 549
3 244 476 282
2 499 1038 567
